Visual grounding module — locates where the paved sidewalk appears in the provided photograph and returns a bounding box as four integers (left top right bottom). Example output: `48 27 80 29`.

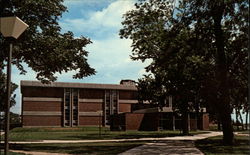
119 141 204 155
118 132 222 155
11 150 69 155
234 132 250 137
6 131 222 144
0 131 4 136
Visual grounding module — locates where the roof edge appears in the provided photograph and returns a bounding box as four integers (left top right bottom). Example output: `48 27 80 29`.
20 80 137 90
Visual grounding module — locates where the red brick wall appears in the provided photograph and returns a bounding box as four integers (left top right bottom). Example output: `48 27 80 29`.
79 89 104 99
79 103 102 112
23 116 62 126
125 114 144 130
119 104 131 113
203 113 209 130
22 87 63 98
23 101 62 111
119 90 137 100
125 113 159 131
190 119 197 130
79 116 102 126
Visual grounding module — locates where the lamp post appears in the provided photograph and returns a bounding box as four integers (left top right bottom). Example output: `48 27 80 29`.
0 16 28 155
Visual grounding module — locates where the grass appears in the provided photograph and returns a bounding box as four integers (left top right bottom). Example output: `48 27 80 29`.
3 127 207 141
209 124 250 132
209 124 219 131
9 141 147 155
9 152 26 155
195 135 250 155
0 151 25 155
238 130 250 134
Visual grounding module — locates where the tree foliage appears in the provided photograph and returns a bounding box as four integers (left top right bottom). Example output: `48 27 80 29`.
120 0 248 144
0 0 95 82
0 72 17 111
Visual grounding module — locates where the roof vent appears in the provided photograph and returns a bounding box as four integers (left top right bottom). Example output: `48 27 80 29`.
120 79 136 86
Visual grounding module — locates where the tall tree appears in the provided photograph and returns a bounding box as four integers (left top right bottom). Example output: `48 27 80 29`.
120 0 248 144
181 0 248 145
120 0 212 135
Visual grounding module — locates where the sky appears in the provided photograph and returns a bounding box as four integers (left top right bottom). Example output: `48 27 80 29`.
11 0 151 114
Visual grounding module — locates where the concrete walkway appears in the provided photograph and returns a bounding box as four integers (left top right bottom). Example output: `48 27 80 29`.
119 141 204 155
121 131 249 155
11 150 69 155
7 131 222 144
234 132 250 137
118 132 222 155
0 131 4 136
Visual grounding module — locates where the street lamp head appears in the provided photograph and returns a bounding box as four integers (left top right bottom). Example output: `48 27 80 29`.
0 16 29 39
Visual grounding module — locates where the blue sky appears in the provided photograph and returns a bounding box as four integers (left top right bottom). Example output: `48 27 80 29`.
11 0 151 114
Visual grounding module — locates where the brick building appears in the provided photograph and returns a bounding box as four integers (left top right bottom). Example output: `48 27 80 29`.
21 80 138 127
21 80 209 130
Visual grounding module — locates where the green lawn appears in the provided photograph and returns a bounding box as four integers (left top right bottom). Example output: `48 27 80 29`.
195 135 250 155
9 152 25 155
0 151 25 155
4 127 206 141
238 130 250 134
9 141 147 155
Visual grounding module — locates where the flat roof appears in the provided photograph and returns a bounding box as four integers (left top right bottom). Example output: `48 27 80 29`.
21 80 137 90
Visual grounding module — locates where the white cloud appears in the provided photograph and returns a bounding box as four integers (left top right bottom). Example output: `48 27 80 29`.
87 37 132 67
60 0 135 37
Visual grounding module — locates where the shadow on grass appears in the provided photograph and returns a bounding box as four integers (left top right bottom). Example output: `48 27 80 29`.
66 132 183 140
195 136 250 155
9 142 145 155
0 145 25 155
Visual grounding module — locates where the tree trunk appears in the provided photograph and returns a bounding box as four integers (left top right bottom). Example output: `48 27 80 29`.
236 109 239 131
180 98 189 135
182 111 189 135
212 3 234 145
246 111 249 130
218 120 221 131
238 109 244 130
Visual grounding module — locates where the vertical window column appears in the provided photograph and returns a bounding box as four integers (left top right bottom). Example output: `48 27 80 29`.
104 90 118 125
64 89 71 127
64 88 79 127
72 89 79 126
112 90 118 114
105 90 111 125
